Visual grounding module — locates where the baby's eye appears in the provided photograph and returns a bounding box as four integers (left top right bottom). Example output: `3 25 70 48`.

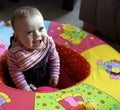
39 27 44 32
27 31 34 35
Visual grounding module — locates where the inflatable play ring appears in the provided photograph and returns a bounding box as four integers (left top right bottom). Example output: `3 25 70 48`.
0 20 120 110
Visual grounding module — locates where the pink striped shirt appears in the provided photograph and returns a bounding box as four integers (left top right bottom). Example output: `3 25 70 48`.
7 36 60 90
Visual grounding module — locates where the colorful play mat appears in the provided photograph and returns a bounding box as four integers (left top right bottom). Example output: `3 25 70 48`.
0 20 120 110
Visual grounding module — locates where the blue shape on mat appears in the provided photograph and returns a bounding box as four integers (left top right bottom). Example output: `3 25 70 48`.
44 20 50 32
0 26 13 46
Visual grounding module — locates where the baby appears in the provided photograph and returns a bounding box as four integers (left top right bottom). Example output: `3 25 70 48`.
7 6 60 91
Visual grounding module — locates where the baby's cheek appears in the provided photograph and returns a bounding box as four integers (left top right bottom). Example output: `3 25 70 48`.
29 40 34 47
42 33 48 43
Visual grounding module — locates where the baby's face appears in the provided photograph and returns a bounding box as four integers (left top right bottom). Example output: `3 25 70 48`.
14 15 48 50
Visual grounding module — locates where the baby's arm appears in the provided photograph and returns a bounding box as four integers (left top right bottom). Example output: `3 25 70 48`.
48 37 60 87
7 50 31 91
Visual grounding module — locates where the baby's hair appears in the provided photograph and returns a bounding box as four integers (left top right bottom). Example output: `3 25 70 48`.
11 6 43 30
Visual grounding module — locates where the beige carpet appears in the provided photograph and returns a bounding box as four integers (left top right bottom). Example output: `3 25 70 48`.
0 0 83 27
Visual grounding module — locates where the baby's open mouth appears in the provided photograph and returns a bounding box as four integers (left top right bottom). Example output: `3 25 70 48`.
33 40 42 44
33 39 46 49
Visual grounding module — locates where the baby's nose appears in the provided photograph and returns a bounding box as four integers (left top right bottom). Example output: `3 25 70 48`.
34 31 42 38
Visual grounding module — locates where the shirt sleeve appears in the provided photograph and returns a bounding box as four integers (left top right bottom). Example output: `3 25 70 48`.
48 36 60 78
6 49 30 90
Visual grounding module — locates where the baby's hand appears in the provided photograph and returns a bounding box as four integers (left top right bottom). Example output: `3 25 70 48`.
25 88 33 92
23 85 33 91
49 77 59 88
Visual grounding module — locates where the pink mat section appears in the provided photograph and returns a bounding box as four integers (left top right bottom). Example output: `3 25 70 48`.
48 21 105 53
0 84 35 110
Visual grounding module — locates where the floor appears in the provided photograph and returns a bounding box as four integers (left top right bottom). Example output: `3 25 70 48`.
0 0 83 27
0 0 120 53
